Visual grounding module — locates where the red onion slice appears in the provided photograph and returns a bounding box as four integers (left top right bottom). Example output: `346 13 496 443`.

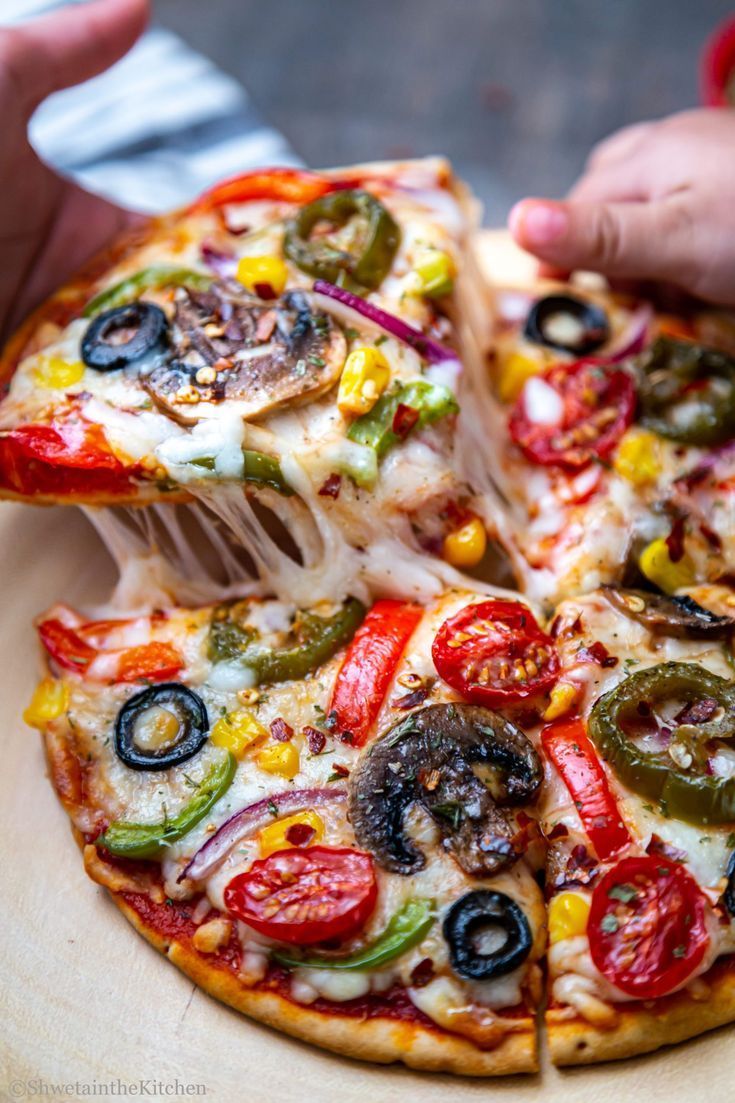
312 279 457 365
180 787 347 883
605 303 653 363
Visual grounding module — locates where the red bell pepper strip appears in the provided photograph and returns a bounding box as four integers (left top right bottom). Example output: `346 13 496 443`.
328 600 423 746
189 168 334 213
541 717 632 861
39 614 182 684
0 420 135 499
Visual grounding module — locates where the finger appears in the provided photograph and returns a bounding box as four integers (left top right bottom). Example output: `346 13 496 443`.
509 196 695 284
585 120 655 172
568 158 650 204
0 0 148 115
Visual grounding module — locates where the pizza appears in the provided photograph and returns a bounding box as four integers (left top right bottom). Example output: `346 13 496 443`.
26 590 551 1076
480 270 735 608
10 159 735 1077
0 159 496 606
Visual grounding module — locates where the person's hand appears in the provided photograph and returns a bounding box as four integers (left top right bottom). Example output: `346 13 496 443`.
0 0 148 345
509 109 735 307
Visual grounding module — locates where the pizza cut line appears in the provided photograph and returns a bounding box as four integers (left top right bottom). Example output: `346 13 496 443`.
8 158 735 1077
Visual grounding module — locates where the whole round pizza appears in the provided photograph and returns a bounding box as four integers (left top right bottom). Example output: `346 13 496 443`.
6 158 735 1076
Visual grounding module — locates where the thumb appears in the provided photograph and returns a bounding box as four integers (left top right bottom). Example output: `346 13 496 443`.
1 0 149 115
508 196 694 285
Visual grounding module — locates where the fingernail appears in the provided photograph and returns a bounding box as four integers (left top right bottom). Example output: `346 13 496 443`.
512 202 568 246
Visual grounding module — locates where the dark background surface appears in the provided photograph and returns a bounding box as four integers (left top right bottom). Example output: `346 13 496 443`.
153 0 733 223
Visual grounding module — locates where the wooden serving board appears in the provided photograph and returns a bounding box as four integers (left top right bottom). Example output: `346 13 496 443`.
2 235 734 1100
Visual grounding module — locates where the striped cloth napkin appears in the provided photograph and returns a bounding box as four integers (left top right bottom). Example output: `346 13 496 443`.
2 0 300 212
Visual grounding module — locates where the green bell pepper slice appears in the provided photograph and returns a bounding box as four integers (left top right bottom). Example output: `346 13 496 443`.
589 661 735 824
98 752 236 859
272 898 435 971
242 449 294 495
284 189 400 291
83 265 214 318
347 379 459 462
208 597 365 684
638 336 735 446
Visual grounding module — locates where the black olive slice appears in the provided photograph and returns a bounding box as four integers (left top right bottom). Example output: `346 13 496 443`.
81 302 169 372
603 586 735 638
443 890 532 980
114 683 209 771
523 294 609 356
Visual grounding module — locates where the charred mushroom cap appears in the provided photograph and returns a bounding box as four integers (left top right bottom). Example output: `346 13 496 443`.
144 284 346 422
603 585 735 639
348 702 542 878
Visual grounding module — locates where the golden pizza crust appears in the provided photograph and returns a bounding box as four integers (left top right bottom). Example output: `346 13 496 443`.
113 890 537 1077
43 716 537 1077
546 960 735 1066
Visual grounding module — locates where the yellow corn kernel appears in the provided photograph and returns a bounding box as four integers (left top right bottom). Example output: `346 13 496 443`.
33 356 85 389
497 351 542 404
235 255 288 297
256 740 300 780
258 810 325 858
337 347 390 416
414 248 455 298
543 681 581 722
548 892 591 945
443 516 487 569
210 710 268 759
23 677 69 728
639 537 695 595
613 429 662 487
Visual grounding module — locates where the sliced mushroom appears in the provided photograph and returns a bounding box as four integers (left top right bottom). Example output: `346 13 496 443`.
348 702 542 878
603 585 735 638
143 283 346 422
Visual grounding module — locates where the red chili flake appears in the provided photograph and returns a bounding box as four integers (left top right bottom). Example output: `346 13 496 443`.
665 516 687 563
285 823 317 847
441 499 471 528
418 767 441 791
551 612 583 640
304 726 326 754
318 473 342 499
545 822 570 842
410 958 435 988
576 641 619 668
675 696 719 725
393 687 429 710
514 707 542 729
330 763 350 778
270 718 294 742
254 281 277 301
392 403 420 439
566 844 598 880
647 834 687 863
510 811 542 853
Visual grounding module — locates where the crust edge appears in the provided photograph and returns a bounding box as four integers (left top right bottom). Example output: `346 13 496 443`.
547 963 735 1066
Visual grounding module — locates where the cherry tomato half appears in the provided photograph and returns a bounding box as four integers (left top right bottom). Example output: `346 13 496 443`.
509 359 636 470
588 855 710 1000
224 846 377 945
431 599 559 705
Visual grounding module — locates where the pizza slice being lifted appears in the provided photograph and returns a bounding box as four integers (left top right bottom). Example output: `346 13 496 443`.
0 160 499 604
